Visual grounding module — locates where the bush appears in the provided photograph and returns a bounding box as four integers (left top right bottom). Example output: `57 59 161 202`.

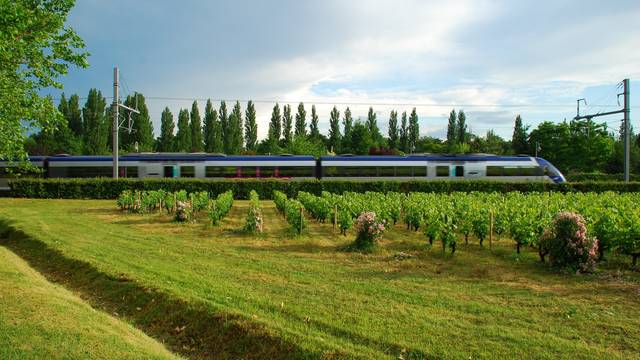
244 190 263 233
539 212 599 273
351 212 386 252
208 191 234 225
11 178 640 200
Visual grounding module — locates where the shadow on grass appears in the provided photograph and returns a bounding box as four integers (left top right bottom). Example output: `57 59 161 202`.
0 220 315 360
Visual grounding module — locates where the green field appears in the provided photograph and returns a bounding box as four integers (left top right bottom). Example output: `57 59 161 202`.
1 198 639 359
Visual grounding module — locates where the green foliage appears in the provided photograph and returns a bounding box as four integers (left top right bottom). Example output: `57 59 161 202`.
190 101 203 152
228 101 243 154
282 104 293 145
203 99 223 153
341 107 353 153
267 103 281 144
294 102 306 137
366 107 383 147
244 101 258 151
82 89 108 155
388 110 399 150
408 108 420 152
0 0 88 163
175 109 191 152
157 107 175 152
328 106 341 153
208 190 234 225
399 111 408 153
539 212 598 272
309 105 320 140
512 114 529 154
244 190 263 233
273 190 304 234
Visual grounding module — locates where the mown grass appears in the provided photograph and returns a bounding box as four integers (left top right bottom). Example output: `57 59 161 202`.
0 245 181 360
0 198 639 359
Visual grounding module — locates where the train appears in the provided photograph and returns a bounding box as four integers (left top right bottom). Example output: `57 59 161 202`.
0 153 567 191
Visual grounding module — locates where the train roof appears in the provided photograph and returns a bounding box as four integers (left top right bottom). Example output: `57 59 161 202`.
320 154 534 162
44 154 316 162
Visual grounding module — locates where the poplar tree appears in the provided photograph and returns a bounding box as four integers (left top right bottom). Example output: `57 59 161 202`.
157 107 175 152
282 104 293 145
67 94 83 138
342 107 353 153
175 108 191 152
190 101 203 152
120 93 154 152
328 106 341 153
408 107 419 153
268 103 282 143
309 105 320 139
244 100 258 151
399 111 408 152
446 109 457 145
388 110 399 150
366 106 383 146
82 88 108 155
230 101 243 153
294 102 307 137
512 114 529 154
219 101 229 153
204 99 223 153
456 110 468 145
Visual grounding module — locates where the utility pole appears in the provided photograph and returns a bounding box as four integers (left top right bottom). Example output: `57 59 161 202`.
111 67 140 179
623 78 631 182
574 78 631 182
112 67 119 178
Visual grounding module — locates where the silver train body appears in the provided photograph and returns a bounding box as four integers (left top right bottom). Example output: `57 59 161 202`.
0 153 566 191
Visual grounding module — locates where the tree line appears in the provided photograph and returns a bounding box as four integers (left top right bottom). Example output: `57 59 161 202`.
26 89 639 174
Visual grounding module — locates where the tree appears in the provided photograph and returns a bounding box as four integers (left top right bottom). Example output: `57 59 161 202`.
399 111 409 152
341 107 353 153
82 89 108 155
346 121 372 155
190 101 203 152
295 102 307 137
268 103 282 143
408 108 420 153
456 110 468 145
446 109 457 146
244 100 258 151
388 110 399 150
67 94 83 138
219 101 229 153
512 114 529 154
366 107 383 146
309 105 320 139
229 101 243 153
157 107 175 152
1 0 88 162
25 94 81 155
175 108 191 152
328 106 341 153
282 104 293 145
204 99 223 153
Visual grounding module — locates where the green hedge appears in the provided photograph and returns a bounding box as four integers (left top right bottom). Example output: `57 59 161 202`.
8 178 640 199
565 173 640 182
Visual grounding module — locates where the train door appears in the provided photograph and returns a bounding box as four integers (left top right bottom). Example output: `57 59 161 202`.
452 165 465 177
163 165 176 178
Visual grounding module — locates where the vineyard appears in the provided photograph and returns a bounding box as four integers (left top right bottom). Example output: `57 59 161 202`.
115 189 640 267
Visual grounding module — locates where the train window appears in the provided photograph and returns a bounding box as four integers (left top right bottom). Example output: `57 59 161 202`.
395 167 413 177
436 166 449 177
259 167 275 178
378 167 395 176
455 166 464 177
413 166 427 177
67 166 112 178
279 166 313 177
486 166 503 176
241 167 257 177
125 166 138 178
205 166 237 178
180 166 195 178
323 166 339 177
335 167 361 177
360 167 378 177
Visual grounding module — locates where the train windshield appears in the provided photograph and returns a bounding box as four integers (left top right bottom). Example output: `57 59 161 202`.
535 157 566 183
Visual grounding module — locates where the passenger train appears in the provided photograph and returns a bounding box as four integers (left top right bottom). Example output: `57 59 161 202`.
0 153 566 191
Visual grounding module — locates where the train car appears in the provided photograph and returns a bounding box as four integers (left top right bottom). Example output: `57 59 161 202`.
1 153 566 187
46 153 317 179
319 154 566 183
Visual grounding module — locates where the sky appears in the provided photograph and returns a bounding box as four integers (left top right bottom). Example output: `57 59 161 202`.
51 0 640 140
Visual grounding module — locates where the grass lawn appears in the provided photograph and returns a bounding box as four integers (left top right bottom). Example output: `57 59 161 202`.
0 198 639 359
0 245 181 360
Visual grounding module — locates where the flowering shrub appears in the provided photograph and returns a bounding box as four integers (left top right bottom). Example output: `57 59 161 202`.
175 200 192 222
352 212 386 251
539 212 599 273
